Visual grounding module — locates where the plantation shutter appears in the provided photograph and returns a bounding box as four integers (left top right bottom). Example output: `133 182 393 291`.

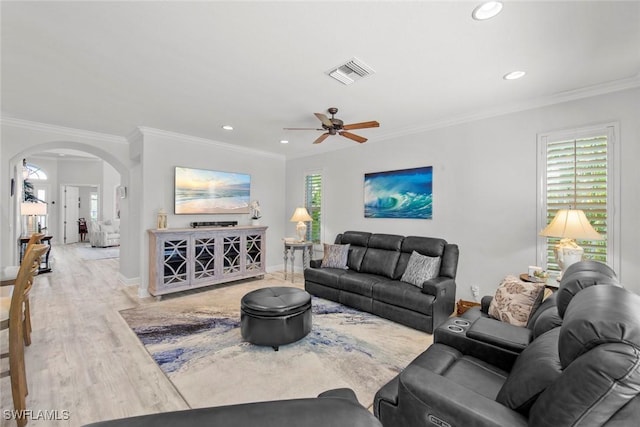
304 173 322 243
544 135 608 270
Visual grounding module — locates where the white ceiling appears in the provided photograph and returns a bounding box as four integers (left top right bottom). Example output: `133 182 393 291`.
2 1 639 159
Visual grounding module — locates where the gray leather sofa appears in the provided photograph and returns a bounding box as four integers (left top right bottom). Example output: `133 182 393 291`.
304 231 459 333
374 267 637 426
83 388 381 427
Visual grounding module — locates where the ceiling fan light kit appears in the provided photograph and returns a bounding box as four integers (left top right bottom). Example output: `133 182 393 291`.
285 107 379 145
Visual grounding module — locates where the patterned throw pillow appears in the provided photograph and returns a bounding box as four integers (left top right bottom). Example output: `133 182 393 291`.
400 251 441 288
488 276 545 327
321 244 350 269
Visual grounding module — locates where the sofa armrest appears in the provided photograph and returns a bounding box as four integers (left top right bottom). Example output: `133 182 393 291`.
83 396 381 427
398 365 528 427
421 276 455 297
309 259 323 268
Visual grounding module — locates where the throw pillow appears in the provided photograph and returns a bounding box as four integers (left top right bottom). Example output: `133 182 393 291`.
400 251 441 288
321 244 350 269
488 276 545 327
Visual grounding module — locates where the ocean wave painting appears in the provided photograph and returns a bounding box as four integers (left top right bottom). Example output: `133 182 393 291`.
175 167 250 214
364 166 433 219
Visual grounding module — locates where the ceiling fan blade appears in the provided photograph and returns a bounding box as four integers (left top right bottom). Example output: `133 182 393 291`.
342 121 380 130
283 127 324 130
340 131 367 143
314 113 334 128
313 133 330 144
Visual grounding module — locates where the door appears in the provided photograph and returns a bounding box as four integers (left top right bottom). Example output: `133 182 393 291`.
63 185 80 244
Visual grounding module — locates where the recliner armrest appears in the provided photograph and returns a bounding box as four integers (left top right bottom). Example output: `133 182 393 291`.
421 276 454 296
398 365 528 427
467 317 533 352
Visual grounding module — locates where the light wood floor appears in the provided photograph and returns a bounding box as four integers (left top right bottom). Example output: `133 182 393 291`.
0 243 193 427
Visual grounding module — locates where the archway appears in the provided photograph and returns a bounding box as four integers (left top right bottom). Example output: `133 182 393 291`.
7 141 132 282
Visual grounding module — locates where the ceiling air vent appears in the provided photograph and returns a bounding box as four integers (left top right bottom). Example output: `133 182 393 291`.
326 57 375 85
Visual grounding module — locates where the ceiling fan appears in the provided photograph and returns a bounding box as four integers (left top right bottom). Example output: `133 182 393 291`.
284 107 379 144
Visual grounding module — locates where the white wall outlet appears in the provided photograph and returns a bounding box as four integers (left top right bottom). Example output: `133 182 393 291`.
470 285 480 302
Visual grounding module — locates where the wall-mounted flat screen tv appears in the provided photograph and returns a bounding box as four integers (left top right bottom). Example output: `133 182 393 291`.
175 166 250 214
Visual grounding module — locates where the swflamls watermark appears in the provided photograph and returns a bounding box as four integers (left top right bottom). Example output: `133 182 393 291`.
3 409 70 421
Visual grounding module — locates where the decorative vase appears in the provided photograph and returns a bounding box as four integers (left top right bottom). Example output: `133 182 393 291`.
251 219 261 226
157 208 168 229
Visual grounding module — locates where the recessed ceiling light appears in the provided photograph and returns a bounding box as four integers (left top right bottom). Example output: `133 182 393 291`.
503 70 526 80
222 125 234 131
280 140 289 144
472 1 503 20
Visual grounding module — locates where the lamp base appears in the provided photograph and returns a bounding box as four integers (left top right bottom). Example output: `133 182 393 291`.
554 238 584 279
296 222 307 242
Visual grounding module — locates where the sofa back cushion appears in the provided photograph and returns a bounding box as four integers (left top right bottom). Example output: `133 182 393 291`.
359 234 403 278
336 231 371 272
529 286 640 426
394 237 446 279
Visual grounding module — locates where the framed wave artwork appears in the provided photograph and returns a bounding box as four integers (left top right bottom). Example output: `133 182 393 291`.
364 166 433 219
175 166 250 214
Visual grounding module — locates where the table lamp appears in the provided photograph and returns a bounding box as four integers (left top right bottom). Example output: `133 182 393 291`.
290 207 312 242
21 202 47 235
539 208 603 278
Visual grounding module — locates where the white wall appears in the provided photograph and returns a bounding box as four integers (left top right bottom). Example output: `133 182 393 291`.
286 88 640 300
136 128 286 296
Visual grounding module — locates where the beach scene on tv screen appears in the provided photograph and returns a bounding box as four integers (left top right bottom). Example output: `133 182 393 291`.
175 167 250 214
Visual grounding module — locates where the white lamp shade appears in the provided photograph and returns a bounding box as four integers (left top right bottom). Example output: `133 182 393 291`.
540 209 602 240
290 207 312 222
21 202 47 216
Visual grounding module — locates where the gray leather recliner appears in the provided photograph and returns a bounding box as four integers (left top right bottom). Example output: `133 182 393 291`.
374 284 640 426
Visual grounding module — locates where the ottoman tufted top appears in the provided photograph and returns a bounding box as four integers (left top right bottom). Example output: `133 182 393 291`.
241 287 311 317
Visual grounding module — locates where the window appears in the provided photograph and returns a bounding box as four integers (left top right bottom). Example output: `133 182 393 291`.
90 192 98 220
537 124 619 272
304 172 322 243
24 162 47 180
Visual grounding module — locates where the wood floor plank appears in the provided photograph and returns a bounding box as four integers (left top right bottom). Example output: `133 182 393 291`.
0 243 188 427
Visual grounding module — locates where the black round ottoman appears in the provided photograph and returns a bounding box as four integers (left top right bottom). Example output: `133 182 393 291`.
241 287 312 351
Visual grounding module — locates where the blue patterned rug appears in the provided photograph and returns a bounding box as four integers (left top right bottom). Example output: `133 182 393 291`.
120 277 431 409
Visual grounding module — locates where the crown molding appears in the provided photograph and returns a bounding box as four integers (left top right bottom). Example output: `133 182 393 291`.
362 74 640 147
137 126 285 161
0 115 128 144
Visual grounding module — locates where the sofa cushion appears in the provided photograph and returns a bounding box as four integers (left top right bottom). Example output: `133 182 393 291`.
304 267 348 289
400 251 441 288
488 276 545 327
321 244 350 269
338 271 386 297
495 328 561 416
372 280 435 315
359 234 403 278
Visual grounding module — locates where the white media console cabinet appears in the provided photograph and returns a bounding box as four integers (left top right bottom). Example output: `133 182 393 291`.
148 226 267 296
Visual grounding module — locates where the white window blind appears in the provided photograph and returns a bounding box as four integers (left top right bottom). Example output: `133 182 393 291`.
538 124 619 273
304 173 322 243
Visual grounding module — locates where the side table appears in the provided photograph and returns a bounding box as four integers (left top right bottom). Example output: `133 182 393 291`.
283 241 313 283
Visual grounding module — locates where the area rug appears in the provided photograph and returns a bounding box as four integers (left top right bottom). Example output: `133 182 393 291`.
119 277 432 409
75 244 119 260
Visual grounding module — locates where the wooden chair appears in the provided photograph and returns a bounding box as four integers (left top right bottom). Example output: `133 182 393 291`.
1 233 44 346
0 244 48 427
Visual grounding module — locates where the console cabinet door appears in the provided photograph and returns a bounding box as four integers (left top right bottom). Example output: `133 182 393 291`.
192 233 217 285
245 231 264 273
